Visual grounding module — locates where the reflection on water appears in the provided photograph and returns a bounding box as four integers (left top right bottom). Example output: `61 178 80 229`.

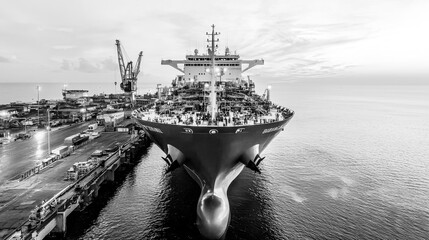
66 84 429 240
65 145 283 240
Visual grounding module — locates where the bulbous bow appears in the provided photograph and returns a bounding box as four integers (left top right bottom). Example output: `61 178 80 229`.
196 189 229 239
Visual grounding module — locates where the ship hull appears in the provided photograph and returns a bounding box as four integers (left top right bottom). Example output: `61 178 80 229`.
135 115 293 239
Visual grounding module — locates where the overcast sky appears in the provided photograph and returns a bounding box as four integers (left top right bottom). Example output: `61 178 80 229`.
1 0 428 86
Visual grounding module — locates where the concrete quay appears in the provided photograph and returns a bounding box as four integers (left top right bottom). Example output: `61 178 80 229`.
0 128 150 240
0 121 93 184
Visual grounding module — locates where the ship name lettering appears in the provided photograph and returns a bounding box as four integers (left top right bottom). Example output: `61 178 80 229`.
262 126 283 134
235 128 245 133
183 128 193 134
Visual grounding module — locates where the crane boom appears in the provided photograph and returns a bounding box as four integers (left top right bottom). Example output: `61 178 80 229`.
134 51 143 77
115 39 143 106
115 40 126 82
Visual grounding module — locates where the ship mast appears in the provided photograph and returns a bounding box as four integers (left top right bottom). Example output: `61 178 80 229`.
206 24 219 121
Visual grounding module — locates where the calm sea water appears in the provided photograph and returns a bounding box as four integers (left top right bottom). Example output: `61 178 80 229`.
6 82 429 239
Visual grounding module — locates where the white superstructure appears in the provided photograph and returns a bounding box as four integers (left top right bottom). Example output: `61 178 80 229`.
161 27 264 85
161 25 264 120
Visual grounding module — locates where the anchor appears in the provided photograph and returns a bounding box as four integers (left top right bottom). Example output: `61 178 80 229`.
239 145 265 174
166 160 181 173
246 160 261 174
254 154 265 167
161 154 173 165
161 144 185 174
245 154 266 174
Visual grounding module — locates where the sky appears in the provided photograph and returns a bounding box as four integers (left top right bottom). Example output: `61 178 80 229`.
0 0 428 87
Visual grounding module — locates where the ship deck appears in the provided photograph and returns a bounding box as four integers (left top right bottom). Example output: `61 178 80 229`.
133 104 293 127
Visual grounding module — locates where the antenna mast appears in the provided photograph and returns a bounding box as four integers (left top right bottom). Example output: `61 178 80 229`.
206 24 219 121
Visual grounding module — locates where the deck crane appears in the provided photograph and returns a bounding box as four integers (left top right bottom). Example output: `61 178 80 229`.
115 40 143 105
262 85 271 101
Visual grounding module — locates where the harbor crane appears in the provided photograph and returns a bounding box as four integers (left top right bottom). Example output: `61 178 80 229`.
115 40 143 105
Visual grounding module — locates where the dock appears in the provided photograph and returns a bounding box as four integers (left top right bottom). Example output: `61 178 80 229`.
0 122 151 240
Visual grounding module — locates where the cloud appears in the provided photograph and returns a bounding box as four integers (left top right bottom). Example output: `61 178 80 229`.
101 58 117 71
236 19 370 79
52 45 75 50
76 58 99 73
59 58 117 73
0 56 11 63
37 26 74 33
61 59 72 70
1 0 429 83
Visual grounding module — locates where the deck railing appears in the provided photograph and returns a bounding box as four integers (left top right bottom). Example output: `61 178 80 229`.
133 107 293 127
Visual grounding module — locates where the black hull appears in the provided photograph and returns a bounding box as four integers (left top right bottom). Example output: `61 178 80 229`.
135 115 293 239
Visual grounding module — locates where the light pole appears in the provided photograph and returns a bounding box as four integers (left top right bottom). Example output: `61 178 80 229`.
80 108 86 122
36 85 40 126
47 109 51 155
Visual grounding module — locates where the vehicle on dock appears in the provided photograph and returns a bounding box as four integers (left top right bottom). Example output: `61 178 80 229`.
50 119 61 127
64 133 89 146
87 122 98 132
90 131 101 139
41 155 58 168
66 161 97 181
105 143 120 153
14 132 31 141
0 130 12 144
52 145 72 158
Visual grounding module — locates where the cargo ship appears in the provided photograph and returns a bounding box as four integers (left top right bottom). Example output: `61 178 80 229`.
130 25 294 239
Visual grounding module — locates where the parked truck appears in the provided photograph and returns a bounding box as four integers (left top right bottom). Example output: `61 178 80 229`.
51 145 71 158
15 132 31 141
64 134 89 146
50 120 61 127
87 123 98 132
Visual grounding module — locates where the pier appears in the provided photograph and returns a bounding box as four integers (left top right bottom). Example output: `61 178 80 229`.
0 123 151 240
